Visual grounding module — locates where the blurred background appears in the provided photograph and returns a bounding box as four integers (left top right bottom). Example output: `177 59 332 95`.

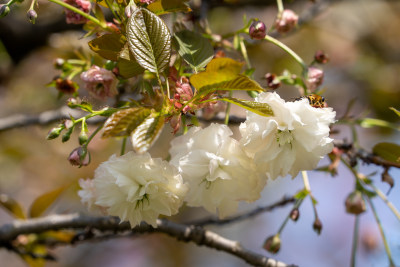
0 0 399 266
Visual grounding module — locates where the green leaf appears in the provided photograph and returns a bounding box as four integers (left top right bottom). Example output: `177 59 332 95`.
205 57 244 74
0 194 26 219
126 8 171 74
390 107 400 117
117 58 145 78
29 186 66 218
294 189 309 200
147 0 191 15
173 30 214 72
215 96 273 117
102 107 152 138
372 142 400 164
88 33 126 61
130 112 165 153
358 118 399 131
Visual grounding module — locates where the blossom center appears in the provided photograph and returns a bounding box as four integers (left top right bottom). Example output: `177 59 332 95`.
276 130 294 146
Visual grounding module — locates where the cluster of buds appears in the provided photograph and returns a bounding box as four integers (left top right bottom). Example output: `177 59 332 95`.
80 65 118 100
63 0 91 24
274 9 298 34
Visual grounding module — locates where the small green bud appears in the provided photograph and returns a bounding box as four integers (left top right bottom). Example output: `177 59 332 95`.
67 98 79 108
46 125 64 140
0 5 10 18
263 234 281 254
62 127 74 143
345 191 366 215
27 9 37 24
79 131 88 145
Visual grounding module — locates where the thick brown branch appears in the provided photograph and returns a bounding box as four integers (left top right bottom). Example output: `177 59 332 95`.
0 214 296 267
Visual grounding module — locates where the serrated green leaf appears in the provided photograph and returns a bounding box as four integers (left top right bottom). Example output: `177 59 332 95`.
88 33 126 61
214 97 273 117
130 112 165 153
390 107 400 117
29 186 66 218
147 0 191 15
102 107 152 138
0 194 26 219
173 30 214 72
372 142 400 164
126 8 171 74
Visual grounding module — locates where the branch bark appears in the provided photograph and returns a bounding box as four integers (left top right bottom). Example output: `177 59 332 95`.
0 214 296 267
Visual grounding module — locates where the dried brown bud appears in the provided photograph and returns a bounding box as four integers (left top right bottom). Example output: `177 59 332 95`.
55 78 78 94
263 234 281 254
314 50 329 64
290 208 300 221
264 73 281 89
313 218 323 235
345 191 366 215
249 21 267 40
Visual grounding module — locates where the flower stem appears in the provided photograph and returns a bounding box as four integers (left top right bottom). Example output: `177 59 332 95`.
264 35 307 70
120 137 127 156
224 92 232 125
302 171 319 220
276 0 284 13
367 197 396 267
350 215 360 267
48 0 106 29
239 37 252 69
366 181 400 222
277 198 303 234
85 123 103 147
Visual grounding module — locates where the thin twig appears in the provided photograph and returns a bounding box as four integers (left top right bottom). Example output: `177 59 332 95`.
0 214 296 267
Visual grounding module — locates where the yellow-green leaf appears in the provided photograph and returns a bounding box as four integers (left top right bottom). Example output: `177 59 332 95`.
102 107 152 138
358 118 399 131
216 97 273 117
205 57 244 74
390 107 400 117
147 0 191 15
117 58 145 78
130 112 165 153
197 74 264 95
29 186 66 218
372 142 400 164
0 194 26 219
88 33 126 61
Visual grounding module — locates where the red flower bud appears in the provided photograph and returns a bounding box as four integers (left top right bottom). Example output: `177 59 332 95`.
314 50 329 64
249 21 267 40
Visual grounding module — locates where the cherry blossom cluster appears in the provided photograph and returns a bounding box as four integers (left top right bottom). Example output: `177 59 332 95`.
79 92 336 227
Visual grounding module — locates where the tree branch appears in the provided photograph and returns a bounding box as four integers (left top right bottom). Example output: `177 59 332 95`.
0 214 296 267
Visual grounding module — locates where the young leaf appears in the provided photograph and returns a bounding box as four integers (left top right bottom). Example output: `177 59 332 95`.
372 142 400 164
126 8 171 74
29 186 66 218
88 33 126 61
216 97 273 117
0 194 26 219
173 30 214 72
198 74 264 95
390 107 400 117
130 112 165 153
358 118 399 131
102 107 152 138
147 0 191 15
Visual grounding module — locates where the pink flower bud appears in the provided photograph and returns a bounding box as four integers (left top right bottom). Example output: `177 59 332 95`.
249 21 267 40
306 67 324 91
68 147 90 167
176 83 193 101
63 0 91 25
27 10 37 24
314 50 329 64
80 65 118 100
274 9 298 34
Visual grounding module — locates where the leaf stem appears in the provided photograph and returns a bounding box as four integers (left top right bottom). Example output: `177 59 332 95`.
48 0 107 29
350 215 360 267
367 197 396 267
263 35 307 70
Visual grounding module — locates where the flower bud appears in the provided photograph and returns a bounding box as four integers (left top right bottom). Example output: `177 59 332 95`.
79 131 88 145
313 218 323 235
314 50 329 64
55 78 78 94
27 9 37 24
249 21 267 40
54 58 65 69
264 73 281 89
68 147 90 167
46 125 64 140
381 169 394 191
67 98 79 108
345 191 366 215
263 234 281 254
63 0 91 24
289 208 300 221
0 4 10 18
306 67 324 91
274 9 298 34
62 127 74 143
